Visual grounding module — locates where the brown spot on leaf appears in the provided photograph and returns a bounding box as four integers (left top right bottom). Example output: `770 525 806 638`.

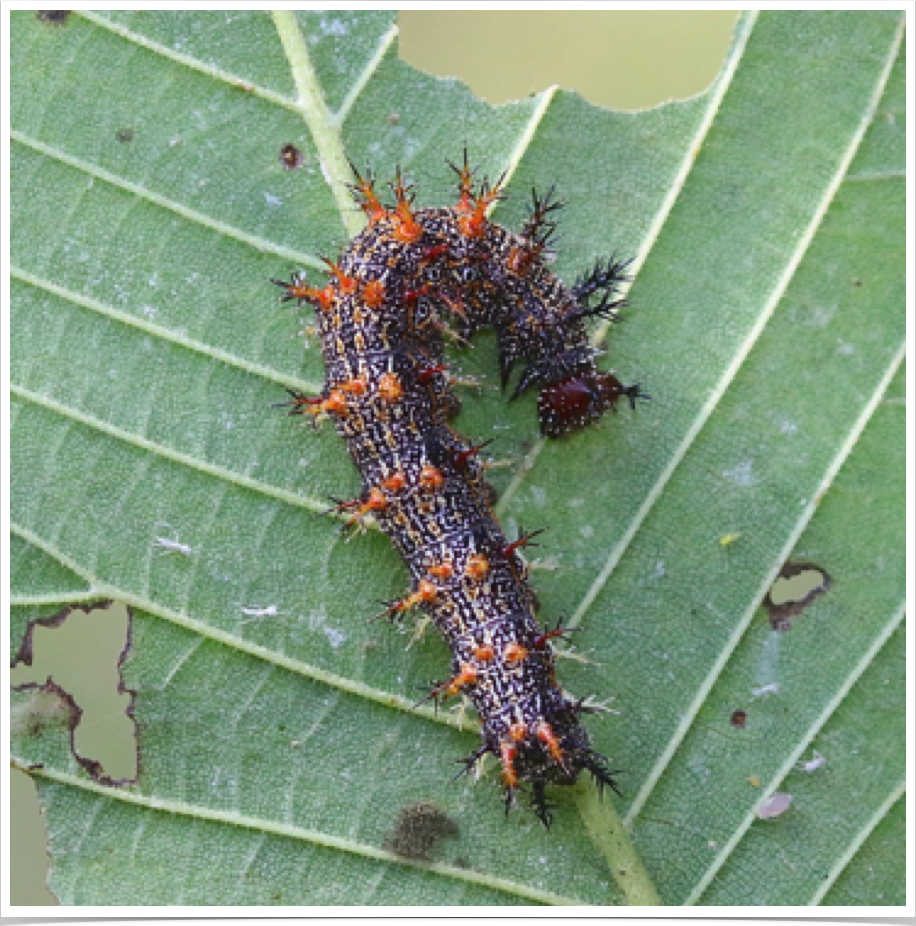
730 709 747 728
384 801 459 861
11 688 72 739
37 10 71 23
279 143 304 170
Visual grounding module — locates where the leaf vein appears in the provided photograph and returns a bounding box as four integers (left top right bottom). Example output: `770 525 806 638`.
18 762 578 905
494 13 758 522
625 342 906 830
8 523 471 735
498 87 558 193
568 13 904 638
334 23 399 128
685 602 905 905
808 779 906 906
11 383 329 516
10 266 324 395
844 169 905 182
10 131 325 270
77 10 305 115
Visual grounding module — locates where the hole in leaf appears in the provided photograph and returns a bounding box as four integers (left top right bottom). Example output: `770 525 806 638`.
10 602 138 784
765 561 831 630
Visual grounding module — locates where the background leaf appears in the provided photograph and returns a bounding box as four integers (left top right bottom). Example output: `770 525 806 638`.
9 10 905 906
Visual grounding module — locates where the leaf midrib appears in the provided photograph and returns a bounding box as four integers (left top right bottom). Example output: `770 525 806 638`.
266 14 663 904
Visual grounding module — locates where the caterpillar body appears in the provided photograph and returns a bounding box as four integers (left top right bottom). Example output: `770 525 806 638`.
274 159 642 823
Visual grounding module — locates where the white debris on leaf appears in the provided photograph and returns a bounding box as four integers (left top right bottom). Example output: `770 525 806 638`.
756 792 793 820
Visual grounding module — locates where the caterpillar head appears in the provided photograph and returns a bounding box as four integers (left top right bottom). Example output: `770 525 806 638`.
537 372 647 438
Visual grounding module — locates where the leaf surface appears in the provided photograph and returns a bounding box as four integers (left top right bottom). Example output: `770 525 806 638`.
10 10 905 907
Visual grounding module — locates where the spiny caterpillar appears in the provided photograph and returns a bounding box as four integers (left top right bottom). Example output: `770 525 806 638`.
273 156 643 824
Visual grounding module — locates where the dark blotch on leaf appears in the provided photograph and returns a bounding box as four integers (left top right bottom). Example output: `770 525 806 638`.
37 10 71 22
730 709 747 728
384 801 459 861
279 143 304 170
115 127 134 144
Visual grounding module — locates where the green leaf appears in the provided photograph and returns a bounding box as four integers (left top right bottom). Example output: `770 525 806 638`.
10 10 905 906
